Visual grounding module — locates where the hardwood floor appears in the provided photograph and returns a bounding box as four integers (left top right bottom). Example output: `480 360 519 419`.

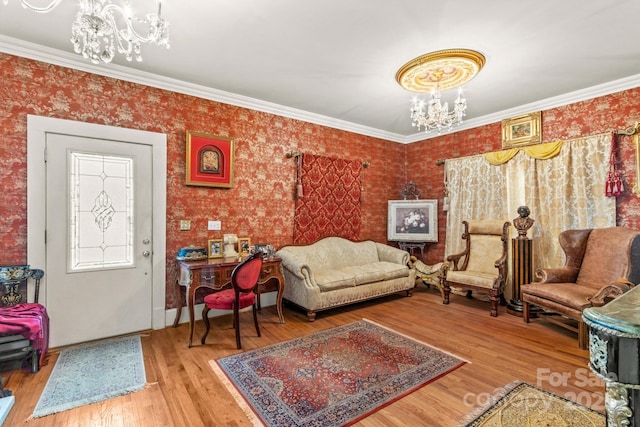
3 286 604 426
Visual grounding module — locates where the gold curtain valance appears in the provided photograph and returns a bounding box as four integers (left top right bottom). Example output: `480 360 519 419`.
483 140 564 165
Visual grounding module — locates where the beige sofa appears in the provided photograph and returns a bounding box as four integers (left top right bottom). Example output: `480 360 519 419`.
276 237 416 321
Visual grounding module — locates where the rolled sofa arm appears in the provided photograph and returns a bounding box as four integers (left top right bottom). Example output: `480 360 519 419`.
376 243 409 265
275 249 316 285
534 267 580 284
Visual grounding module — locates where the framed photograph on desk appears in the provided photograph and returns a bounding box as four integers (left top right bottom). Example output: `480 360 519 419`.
208 239 223 258
238 237 251 256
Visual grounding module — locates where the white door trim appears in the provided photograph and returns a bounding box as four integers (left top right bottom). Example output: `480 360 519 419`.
26 115 167 332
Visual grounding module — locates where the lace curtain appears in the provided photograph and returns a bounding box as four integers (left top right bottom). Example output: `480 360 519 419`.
445 133 615 283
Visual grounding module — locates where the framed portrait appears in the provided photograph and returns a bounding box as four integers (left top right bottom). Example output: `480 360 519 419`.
186 131 235 188
387 199 438 242
501 111 542 148
208 239 223 258
238 237 251 256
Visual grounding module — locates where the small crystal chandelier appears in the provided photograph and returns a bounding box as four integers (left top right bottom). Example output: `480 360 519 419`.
396 49 485 134
2 0 170 65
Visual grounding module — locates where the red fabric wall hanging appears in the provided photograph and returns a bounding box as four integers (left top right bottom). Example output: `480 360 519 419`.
293 154 363 244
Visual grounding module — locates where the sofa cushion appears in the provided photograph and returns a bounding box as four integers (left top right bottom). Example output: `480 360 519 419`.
314 270 356 292
522 282 595 310
446 270 497 289
340 265 386 286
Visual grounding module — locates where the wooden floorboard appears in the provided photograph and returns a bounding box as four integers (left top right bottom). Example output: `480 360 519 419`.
2 286 604 426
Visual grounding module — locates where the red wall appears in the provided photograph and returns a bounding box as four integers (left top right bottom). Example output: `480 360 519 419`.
0 53 407 308
407 87 640 264
2 52 639 307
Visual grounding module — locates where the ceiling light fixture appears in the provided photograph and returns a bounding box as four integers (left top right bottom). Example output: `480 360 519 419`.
2 0 170 64
396 49 485 134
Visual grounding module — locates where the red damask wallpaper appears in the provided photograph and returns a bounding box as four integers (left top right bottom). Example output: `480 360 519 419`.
0 53 406 309
1 52 639 308
407 87 640 264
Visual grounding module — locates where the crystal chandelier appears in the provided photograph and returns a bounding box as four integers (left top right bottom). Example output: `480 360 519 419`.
2 0 170 64
396 49 485 134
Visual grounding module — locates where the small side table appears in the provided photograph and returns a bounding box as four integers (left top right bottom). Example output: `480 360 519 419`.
398 241 427 258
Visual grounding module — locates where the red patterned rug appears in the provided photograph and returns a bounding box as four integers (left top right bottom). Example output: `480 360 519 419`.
210 319 467 426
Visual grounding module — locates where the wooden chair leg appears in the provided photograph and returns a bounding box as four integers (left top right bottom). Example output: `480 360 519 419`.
443 281 450 305
578 321 588 350
489 291 498 317
201 306 211 345
523 300 530 323
234 306 242 349
253 303 261 338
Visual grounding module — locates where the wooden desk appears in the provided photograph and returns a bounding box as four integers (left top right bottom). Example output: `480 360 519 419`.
173 256 285 347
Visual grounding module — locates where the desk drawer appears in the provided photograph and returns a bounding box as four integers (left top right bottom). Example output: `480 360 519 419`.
199 268 220 286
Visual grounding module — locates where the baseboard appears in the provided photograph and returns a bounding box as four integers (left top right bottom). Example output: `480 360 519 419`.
164 291 278 327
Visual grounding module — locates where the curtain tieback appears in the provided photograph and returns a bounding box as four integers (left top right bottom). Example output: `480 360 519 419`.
605 132 623 197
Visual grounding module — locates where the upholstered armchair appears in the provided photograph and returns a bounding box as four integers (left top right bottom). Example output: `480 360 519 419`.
522 227 640 349
443 220 510 316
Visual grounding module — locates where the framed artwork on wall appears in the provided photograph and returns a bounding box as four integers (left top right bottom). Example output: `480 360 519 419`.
387 199 438 242
186 131 235 188
208 239 223 258
501 111 542 148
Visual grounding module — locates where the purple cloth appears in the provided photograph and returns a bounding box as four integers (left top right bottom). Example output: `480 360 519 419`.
0 303 49 367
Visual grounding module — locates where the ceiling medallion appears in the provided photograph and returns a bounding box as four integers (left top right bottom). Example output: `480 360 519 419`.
395 49 486 93
395 49 485 134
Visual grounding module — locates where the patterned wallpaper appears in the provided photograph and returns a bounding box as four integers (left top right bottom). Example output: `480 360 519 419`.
2 52 639 307
0 53 407 308
407 87 640 264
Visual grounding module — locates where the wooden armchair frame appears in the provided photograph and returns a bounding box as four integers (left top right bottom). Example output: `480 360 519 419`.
444 220 510 316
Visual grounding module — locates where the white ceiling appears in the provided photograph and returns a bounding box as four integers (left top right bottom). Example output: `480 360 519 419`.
1 1 640 143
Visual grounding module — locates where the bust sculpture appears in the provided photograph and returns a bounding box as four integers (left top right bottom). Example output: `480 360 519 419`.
223 234 239 258
513 206 535 239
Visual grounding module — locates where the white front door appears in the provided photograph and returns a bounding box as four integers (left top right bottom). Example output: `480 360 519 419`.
27 116 167 349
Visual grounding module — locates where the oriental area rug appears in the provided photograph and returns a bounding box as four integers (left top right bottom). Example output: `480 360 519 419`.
32 335 146 418
462 382 605 427
210 319 467 427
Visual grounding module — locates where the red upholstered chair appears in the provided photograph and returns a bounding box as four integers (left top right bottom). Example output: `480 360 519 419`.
201 253 263 349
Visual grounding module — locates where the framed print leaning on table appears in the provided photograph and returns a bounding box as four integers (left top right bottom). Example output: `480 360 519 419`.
387 199 438 242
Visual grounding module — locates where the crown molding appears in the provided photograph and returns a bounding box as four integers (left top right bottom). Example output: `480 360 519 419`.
403 73 640 144
0 35 403 142
2 35 639 145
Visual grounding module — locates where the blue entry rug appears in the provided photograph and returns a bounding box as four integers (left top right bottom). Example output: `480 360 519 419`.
32 335 146 418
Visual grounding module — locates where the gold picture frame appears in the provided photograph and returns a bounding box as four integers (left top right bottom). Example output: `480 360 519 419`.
502 112 542 148
238 237 251 256
207 239 223 258
185 131 235 188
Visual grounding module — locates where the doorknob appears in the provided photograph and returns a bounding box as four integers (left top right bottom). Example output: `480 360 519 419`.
142 250 151 257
